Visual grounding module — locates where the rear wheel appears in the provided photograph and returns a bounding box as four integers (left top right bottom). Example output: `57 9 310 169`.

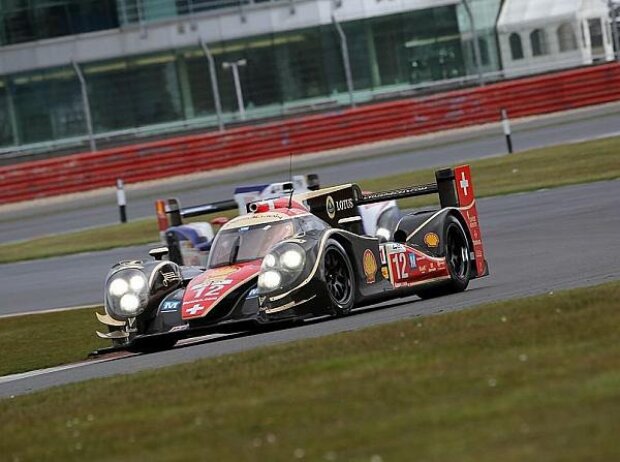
416 216 471 299
323 240 355 316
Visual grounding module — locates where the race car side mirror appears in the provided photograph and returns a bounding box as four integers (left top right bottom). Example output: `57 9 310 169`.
211 217 229 227
149 247 169 261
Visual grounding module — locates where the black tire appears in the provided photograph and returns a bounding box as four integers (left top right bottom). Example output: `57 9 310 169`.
323 240 355 316
416 216 472 299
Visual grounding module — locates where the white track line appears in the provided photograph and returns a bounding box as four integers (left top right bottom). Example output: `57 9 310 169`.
0 356 130 385
0 305 100 319
0 333 235 385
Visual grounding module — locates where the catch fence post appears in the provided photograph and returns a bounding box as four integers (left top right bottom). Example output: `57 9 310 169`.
116 179 127 224
501 108 513 154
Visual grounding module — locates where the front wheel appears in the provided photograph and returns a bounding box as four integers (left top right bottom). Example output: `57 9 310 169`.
323 240 355 317
416 216 472 299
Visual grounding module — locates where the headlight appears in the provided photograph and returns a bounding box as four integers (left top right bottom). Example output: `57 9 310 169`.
280 249 304 270
129 274 146 292
109 278 129 297
262 253 277 269
120 293 140 313
258 270 282 290
258 243 306 295
106 270 149 319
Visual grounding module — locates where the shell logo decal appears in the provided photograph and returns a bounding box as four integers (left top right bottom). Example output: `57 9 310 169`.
424 232 440 248
206 266 239 281
362 249 378 284
326 196 336 219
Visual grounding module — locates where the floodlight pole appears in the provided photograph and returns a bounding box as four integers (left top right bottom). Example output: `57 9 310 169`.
222 59 247 121
200 38 224 131
461 0 485 86
72 61 97 152
332 14 355 107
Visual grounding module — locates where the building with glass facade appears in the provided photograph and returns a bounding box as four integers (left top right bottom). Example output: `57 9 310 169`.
498 0 615 77
0 0 511 152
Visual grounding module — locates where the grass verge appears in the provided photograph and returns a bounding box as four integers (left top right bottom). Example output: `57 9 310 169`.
2 135 620 264
358 134 620 209
1 282 620 461
0 307 106 376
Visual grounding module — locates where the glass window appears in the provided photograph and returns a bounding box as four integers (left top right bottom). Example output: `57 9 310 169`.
342 21 373 91
0 0 118 45
588 18 604 53
208 220 298 268
510 33 524 60
276 30 329 102
403 6 464 84
0 81 14 147
557 23 578 52
85 55 183 133
10 67 85 144
530 29 549 56
243 36 282 109
182 52 217 118
371 15 407 86
474 37 490 65
216 40 250 115
320 24 347 97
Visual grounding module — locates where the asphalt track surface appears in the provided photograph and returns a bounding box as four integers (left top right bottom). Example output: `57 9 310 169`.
1 180 619 397
1 103 620 244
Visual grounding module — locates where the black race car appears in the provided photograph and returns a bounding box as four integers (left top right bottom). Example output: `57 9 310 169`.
95 165 488 352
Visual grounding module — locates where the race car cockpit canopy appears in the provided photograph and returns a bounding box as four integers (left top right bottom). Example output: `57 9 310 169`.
207 210 326 269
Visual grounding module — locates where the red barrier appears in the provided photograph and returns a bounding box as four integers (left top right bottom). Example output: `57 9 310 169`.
1 63 620 204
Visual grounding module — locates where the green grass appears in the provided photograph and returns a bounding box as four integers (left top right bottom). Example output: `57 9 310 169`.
359 135 620 209
1 282 620 461
0 210 237 265
0 219 160 264
2 135 620 264
0 307 106 376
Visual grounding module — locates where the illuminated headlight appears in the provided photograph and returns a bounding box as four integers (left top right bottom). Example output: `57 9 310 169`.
109 278 129 297
258 270 282 290
106 270 149 318
129 275 146 292
120 293 140 313
258 243 306 295
262 253 277 269
376 227 391 241
280 249 304 270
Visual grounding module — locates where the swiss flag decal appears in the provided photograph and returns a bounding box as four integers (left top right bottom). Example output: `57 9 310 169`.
453 165 486 276
454 165 475 208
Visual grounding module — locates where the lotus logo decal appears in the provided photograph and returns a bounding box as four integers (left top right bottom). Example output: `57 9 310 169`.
326 196 336 219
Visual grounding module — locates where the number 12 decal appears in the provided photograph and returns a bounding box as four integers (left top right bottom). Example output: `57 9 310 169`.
391 252 409 281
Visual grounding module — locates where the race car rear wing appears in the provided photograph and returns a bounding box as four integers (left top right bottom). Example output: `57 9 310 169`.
163 198 238 227
304 166 473 225
355 167 464 209
157 174 321 230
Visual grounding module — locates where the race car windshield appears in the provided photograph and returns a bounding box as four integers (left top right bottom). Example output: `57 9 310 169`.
208 220 297 268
